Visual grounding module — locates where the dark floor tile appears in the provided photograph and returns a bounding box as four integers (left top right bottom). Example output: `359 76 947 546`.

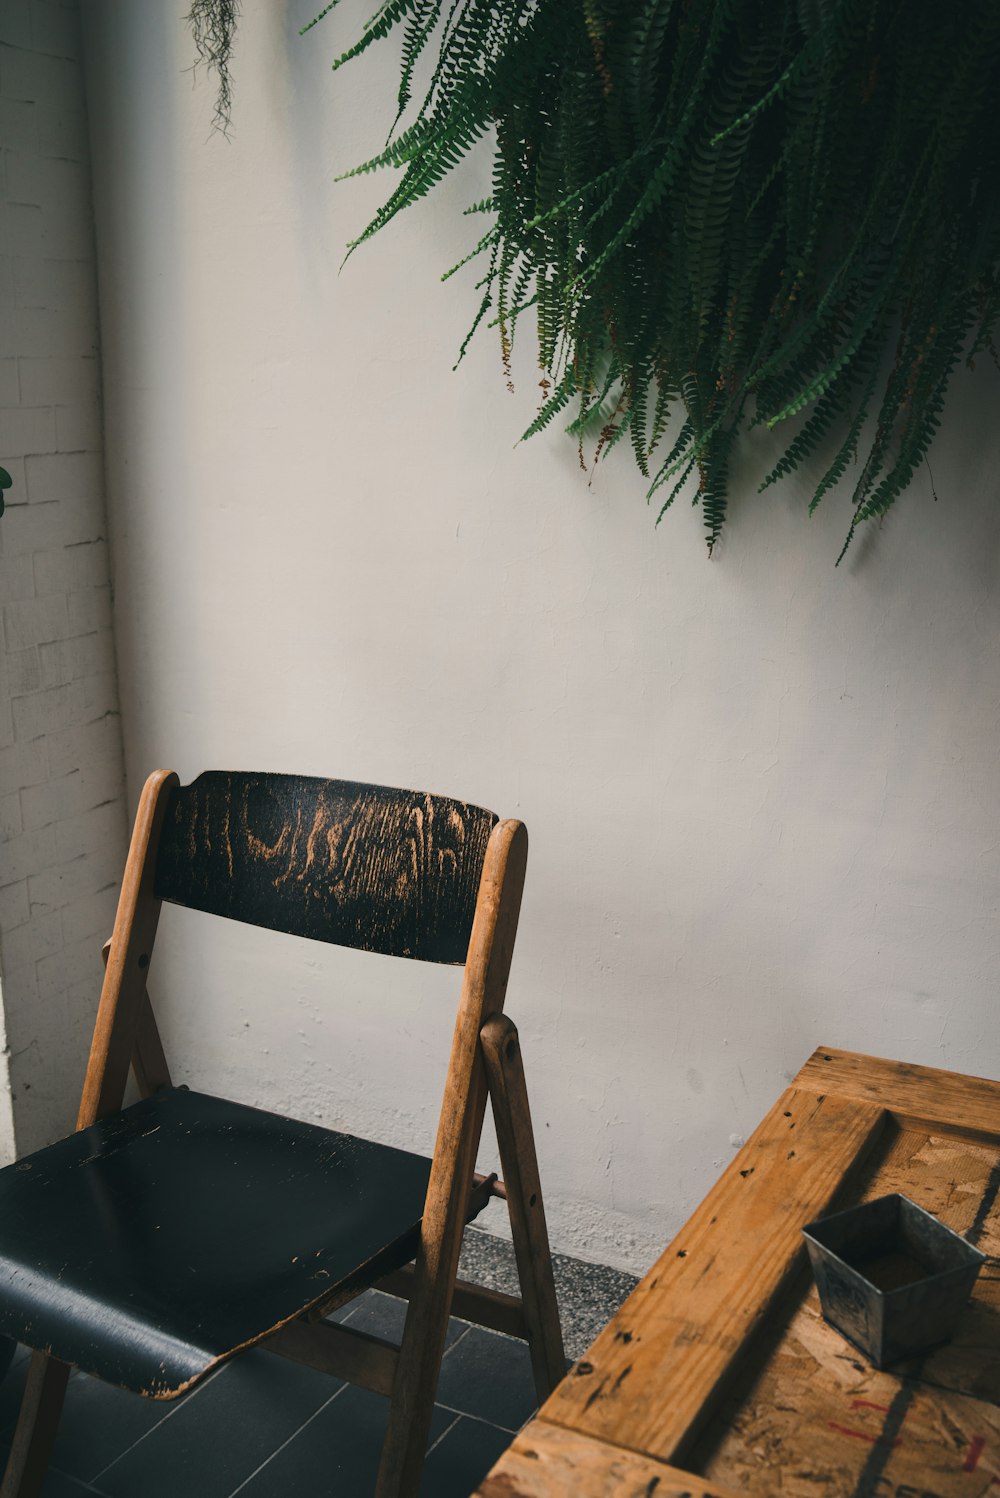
236 1383 452 1497
419 1416 514 1498
327 1288 375 1325
94 1348 341 1498
39 1466 112 1498
434 1327 537 1432
337 1290 466 1351
0 1445 109 1498
0 1355 185 1484
0 1354 29 1442
55 1371 185 1483
0 1339 18 1384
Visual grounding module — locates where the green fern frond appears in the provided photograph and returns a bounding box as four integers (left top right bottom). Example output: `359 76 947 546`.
190 0 1000 560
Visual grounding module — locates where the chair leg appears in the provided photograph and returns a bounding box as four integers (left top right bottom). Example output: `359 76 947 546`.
0 1353 70 1498
374 1255 454 1498
374 1123 491 1494
481 1015 566 1403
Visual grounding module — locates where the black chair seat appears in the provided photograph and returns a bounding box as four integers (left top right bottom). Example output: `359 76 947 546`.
0 1088 438 1398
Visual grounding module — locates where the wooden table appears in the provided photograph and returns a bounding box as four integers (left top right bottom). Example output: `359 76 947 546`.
476 1047 1000 1497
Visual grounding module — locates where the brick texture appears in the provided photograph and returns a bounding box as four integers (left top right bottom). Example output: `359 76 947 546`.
0 0 128 1161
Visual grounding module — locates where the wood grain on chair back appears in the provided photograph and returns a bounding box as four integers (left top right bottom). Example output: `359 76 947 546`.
153 772 498 964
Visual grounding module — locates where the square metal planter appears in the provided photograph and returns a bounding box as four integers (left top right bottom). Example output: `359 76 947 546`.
802 1193 984 1368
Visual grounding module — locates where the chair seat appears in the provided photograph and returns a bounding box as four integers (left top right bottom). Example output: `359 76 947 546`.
0 1088 439 1398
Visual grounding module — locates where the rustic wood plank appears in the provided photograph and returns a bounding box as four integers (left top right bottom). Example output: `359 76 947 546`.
481 1014 566 1402
543 1087 886 1466
376 817 529 1498
696 1124 1000 1495
155 771 497 964
797 1046 1000 1144
474 1421 744 1498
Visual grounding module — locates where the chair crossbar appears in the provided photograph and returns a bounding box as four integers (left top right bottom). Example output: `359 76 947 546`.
266 1318 399 1398
375 1265 529 1341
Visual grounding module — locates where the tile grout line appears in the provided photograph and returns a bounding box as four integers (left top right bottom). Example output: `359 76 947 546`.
423 1413 461 1458
442 1324 471 1356
87 1366 225 1483
47 1465 114 1498
86 1291 394 1488
218 1319 480 1496
224 1381 353 1497
432 1402 528 1436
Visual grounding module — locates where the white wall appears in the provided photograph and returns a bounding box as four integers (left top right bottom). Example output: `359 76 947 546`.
0 0 128 1159
82 1 1000 1272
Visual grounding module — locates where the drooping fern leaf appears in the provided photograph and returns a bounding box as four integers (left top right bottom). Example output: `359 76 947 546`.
189 0 1000 560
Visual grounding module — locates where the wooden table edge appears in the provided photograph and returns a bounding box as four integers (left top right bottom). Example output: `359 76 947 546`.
796 1045 1000 1143
474 1418 746 1497
540 1083 888 1464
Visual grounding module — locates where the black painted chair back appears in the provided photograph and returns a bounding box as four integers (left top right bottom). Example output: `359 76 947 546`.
154 771 498 964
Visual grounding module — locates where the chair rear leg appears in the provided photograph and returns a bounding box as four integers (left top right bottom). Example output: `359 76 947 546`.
481 1015 566 1403
0 1353 70 1498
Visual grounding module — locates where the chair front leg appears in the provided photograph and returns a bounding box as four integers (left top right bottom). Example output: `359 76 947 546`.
0 1352 70 1498
374 1238 456 1498
375 1044 490 1497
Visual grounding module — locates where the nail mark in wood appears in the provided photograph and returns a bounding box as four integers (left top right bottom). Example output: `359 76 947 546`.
584 1377 607 1412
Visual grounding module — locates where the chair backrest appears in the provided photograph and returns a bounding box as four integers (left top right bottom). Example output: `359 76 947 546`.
153 771 498 965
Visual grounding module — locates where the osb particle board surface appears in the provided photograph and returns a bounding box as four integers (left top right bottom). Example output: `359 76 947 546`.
693 1126 1000 1496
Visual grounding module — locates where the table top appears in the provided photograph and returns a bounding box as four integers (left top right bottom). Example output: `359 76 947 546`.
476 1046 1000 1496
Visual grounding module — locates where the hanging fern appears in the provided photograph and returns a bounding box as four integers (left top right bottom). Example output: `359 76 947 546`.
190 0 1000 560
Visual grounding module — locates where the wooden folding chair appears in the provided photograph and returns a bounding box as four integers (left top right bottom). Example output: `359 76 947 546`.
0 770 564 1497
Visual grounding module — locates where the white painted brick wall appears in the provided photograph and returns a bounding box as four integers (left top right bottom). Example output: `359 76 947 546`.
0 0 128 1160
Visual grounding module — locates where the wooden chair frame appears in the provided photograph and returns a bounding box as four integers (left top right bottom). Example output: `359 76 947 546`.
1 769 565 1498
